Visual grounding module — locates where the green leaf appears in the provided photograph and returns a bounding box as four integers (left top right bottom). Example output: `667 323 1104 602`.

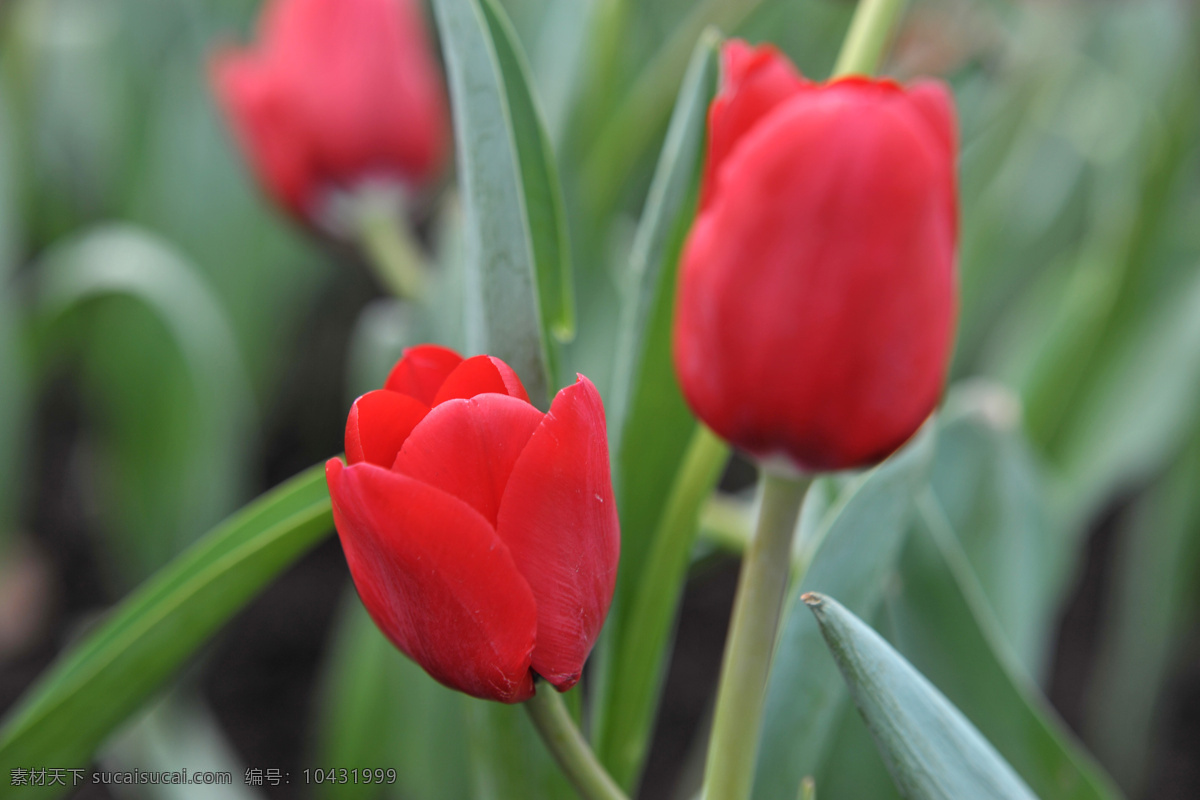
0 89 23 552
315 594 474 800
754 423 936 800
1054 268 1200 519
604 27 718 624
0 463 333 798
597 427 727 790
592 31 721 789
888 493 1123 800
0 279 22 551
431 0 570 402
32 225 257 576
930 385 1067 672
478 0 575 344
803 593 1038 800
579 0 766 214
816 694 902 800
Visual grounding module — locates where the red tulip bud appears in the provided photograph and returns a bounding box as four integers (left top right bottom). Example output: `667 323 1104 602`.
210 0 449 224
673 41 958 473
326 345 620 702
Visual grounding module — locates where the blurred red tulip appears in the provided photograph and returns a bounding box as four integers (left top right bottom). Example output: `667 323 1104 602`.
326 345 620 702
210 0 449 223
673 41 958 473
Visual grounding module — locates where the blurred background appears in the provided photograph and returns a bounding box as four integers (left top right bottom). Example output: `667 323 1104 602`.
0 0 1199 797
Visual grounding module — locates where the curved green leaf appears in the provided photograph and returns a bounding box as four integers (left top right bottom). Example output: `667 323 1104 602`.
431 0 570 402
885 493 1123 800
804 593 1038 800
32 225 256 575
0 463 332 798
592 31 721 790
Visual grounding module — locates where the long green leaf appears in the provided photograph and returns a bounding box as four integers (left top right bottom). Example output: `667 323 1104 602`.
754 423 936 800
804 593 1038 800
431 0 564 402
32 226 256 576
1055 267 1200 519
478 0 575 344
930 385 1066 672
598 427 727 790
605 28 719 628
579 0 764 214
593 31 721 789
0 87 24 553
888 493 1123 800
315 594 474 800
0 463 332 798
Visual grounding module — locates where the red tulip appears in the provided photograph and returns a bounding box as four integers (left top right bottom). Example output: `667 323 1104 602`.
673 41 958 472
325 345 620 702
210 0 448 223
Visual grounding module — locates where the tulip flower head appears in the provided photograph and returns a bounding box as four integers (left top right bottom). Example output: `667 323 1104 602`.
674 41 958 473
326 346 620 703
210 0 449 226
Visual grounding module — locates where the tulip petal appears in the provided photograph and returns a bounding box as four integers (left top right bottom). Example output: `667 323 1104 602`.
326 459 537 702
907 80 958 165
345 389 429 467
392 394 544 526
383 344 464 405
432 355 531 405
495 376 620 690
702 40 808 210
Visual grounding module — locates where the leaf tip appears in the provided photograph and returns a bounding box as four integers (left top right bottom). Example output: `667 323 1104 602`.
800 591 825 609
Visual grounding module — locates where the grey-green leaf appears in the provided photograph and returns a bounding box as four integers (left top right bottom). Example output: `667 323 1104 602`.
431 0 567 402
477 0 575 344
803 593 1038 800
0 464 332 799
891 494 1123 800
929 384 1068 672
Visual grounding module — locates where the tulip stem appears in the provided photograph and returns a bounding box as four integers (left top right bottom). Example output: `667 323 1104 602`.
702 471 811 800
831 0 906 78
353 195 430 301
525 686 629 800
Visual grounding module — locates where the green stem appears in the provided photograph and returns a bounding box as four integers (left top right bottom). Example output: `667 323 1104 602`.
353 199 430 301
702 472 811 800
525 686 629 800
831 0 906 78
